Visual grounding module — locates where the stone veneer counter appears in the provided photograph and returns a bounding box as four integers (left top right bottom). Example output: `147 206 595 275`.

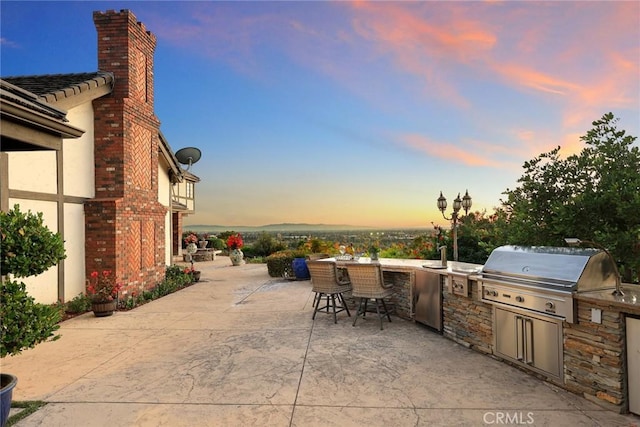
564 283 640 412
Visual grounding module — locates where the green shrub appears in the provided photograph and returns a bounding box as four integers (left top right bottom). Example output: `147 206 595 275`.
165 264 190 284
207 237 225 250
116 265 193 311
65 293 91 313
1 205 66 359
266 250 308 277
0 205 66 277
251 232 287 257
0 280 61 358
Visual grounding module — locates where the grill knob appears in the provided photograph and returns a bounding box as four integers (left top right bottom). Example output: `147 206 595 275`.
515 296 524 303
545 302 555 309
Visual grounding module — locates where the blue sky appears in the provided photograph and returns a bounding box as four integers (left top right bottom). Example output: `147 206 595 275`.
2 1 639 228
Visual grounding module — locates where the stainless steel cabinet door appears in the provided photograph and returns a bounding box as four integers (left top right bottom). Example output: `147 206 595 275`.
414 270 442 331
495 306 519 360
494 306 562 380
528 314 561 378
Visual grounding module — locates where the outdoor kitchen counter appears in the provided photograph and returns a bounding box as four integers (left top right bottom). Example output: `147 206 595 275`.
575 283 640 315
319 258 483 321
325 257 482 275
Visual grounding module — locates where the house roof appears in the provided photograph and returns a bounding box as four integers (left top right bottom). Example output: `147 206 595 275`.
1 79 84 150
3 72 114 110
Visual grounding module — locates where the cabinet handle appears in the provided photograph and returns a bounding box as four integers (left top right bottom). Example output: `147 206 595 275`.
524 318 534 364
516 316 524 361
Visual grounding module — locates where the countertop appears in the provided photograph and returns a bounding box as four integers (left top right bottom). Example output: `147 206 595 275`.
320 257 640 313
321 257 483 275
575 284 640 314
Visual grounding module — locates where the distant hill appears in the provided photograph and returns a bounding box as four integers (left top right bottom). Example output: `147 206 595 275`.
183 223 378 233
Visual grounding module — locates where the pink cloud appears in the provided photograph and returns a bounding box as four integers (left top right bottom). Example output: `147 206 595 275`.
399 133 508 168
148 1 637 162
491 63 579 96
346 1 498 108
346 1 638 138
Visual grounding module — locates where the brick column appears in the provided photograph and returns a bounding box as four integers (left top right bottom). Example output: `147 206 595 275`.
87 9 166 298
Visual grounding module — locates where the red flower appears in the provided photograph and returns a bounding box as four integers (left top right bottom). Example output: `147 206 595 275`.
226 233 244 250
87 270 122 303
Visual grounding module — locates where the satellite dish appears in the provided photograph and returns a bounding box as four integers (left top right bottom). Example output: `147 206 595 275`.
175 147 202 171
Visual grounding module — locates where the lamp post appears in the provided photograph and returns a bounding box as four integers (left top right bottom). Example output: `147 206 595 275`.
437 190 472 262
564 238 624 296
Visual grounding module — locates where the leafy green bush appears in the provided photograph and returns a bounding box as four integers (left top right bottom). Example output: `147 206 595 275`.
117 265 192 310
165 264 191 286
0 280 61 358
251 232 287 257
65 293 91 313
266 250 308 277
207 237 225 250
0 205 66 277
1 205 66 358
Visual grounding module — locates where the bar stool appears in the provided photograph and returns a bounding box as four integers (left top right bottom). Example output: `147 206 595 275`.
306 260 352 324
345 263 393 330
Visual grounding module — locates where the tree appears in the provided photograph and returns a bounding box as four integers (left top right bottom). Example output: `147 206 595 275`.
501 113 640 282
250 232 286 257
456 210 510 264
1 205 66 277
1 205 64 358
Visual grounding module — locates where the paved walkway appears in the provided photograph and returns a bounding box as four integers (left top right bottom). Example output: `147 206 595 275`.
4 257 639 426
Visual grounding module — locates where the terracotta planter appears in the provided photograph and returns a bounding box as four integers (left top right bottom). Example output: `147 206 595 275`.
91 300 117 317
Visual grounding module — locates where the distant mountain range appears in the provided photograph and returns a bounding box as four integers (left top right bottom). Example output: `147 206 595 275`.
183 223 381 233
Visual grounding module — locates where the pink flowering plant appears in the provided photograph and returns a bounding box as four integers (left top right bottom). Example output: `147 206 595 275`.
184 233 198 245
87 270 122 303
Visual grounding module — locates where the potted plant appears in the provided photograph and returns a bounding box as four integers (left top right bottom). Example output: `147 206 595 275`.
227 233 244 266
1 205 65 427
368 245 380 261
184 232 198 252
86 270 122 317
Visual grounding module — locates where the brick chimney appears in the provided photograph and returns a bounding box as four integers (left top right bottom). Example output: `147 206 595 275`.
86 9 166 296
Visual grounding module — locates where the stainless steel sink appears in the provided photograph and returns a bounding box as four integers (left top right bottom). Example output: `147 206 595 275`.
451 267 481 274
422 261 447 269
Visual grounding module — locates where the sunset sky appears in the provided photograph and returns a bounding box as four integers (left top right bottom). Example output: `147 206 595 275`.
2 1 638 228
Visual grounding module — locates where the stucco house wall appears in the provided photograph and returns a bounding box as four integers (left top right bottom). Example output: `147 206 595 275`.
5 99 97 302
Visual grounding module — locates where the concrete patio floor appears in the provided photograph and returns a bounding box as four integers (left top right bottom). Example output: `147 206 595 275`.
3 257 639 426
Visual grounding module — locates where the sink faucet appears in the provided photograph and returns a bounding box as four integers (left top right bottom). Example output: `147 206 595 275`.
439 246 447 267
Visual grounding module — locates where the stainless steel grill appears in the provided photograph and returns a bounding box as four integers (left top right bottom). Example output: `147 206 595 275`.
479 245 617 323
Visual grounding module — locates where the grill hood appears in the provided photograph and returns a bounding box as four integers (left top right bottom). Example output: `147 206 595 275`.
480 245 617 292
